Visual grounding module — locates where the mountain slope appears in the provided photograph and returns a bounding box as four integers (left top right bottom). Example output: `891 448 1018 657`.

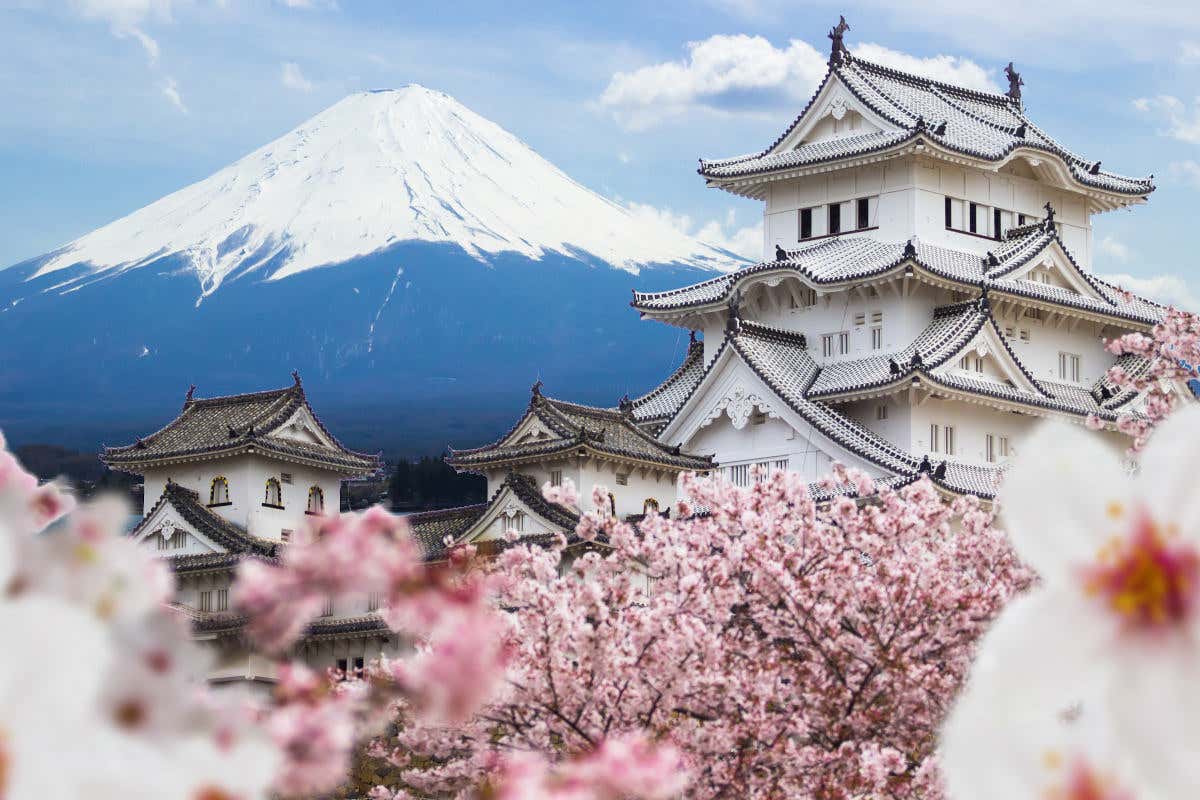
0 88 737 454
29 86 733 299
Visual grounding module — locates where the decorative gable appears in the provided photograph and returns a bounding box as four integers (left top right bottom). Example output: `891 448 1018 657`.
1004 242 1107 301
133 503 225 556
276 406 336 447
774 78 896 153
932 323 1044 396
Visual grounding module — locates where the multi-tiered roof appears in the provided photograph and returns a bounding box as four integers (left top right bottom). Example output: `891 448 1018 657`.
699 48 1153 209
103 374 381 475
446 382 714 474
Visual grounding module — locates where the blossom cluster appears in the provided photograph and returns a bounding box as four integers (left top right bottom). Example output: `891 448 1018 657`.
382 468 1029 799
0 433 279 799
1096 307 1200 451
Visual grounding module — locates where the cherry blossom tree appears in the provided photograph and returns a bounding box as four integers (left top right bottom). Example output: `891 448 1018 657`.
378 468 1030 800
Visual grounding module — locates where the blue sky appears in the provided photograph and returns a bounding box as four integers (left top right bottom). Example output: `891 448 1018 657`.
2 0 1200 303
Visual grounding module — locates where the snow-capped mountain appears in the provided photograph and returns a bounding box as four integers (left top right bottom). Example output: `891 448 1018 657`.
32 86 731 299
0 88 737 455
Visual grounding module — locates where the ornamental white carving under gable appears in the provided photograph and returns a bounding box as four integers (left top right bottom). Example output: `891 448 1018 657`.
703 385 781 431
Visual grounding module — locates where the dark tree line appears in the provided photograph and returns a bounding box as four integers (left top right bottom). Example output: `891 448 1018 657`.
388 456 485 511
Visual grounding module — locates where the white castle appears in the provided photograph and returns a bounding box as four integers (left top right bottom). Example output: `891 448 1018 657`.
108 22 1183 683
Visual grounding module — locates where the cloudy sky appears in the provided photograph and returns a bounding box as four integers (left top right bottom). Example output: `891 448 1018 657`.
2 0 1199 304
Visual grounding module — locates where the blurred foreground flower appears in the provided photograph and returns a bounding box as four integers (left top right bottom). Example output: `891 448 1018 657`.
941 406 1200 799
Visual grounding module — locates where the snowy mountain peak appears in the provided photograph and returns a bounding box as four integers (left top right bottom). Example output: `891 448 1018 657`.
32 88 735 296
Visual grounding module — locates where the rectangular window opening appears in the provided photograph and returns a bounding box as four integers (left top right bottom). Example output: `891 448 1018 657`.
993 208 1003 241
828 203 841 235
856 197 870 230
969 202 978 233
800 208 813 240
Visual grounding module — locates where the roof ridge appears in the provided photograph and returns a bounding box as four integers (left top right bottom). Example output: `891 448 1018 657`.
847 54 1014 106
187 385 297 407
630 338 705 410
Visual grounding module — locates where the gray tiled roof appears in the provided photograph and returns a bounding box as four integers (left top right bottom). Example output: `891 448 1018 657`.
630 338 708 426
809 301 986 396
700 56 1153 197
632 228 1165 328
103 379 380 474
131 481 279 560
412 472 586 562
447 389 713 472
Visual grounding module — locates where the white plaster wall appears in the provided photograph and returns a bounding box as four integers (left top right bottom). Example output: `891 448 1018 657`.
907 398 1039 466
996 318 1111 386
837 397 914 452
243 456 342 540
686 413 876 484
752 283 946 365
576 460 676 519
763 156 1095 268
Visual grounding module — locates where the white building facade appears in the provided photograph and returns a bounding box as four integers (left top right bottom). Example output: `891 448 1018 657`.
450 23 1183 520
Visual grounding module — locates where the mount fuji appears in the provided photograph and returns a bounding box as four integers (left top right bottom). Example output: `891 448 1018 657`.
0 87 740 456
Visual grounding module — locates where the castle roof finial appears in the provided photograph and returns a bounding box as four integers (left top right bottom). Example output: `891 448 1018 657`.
1044 202 1056 230
531 379 543 400
1004 62 1024 103
828 15 851 65
184 384 196 406
726 289 743 334
291 370 302 387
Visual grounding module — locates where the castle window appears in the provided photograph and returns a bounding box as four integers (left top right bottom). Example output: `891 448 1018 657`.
336 658 348 677
616 472 629 486
550 470 562 487
798 287 817 308
828 203 842 235
505 512 526 533
838 332 849 354
871 326 883 350
986 434 1012 463
1058 352 1081 382
993 208 1004 241
263 478 283 509
280 472 293 484
773 458 789 472
1019 329 1031 342
216 588 228 611
368 592 381 612
799 207 813 240
322 598 334 617
353 657 365 678
208 476 230 506
199 591 212 612
854 312 866 326
856 197 870 230
822 334 835 358
306 486 324 515
930 424 955 455
969 202 979 233
876 404 888 421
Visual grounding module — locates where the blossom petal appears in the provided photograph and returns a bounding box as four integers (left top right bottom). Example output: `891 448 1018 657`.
1109 635 1200 798
999 420 1128 582
940 591 1119 800
1136 404 1200 542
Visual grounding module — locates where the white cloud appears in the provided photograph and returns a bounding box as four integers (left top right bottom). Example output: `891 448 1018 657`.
1096 234 1131 262
626 202 761 260
1169 160 1200 187
1133 95 1200 144
1181 42 1200 64
617 152 632 164
599 34 996 130
281 62 314 92
160 76 186 112
1100 273 1199 311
